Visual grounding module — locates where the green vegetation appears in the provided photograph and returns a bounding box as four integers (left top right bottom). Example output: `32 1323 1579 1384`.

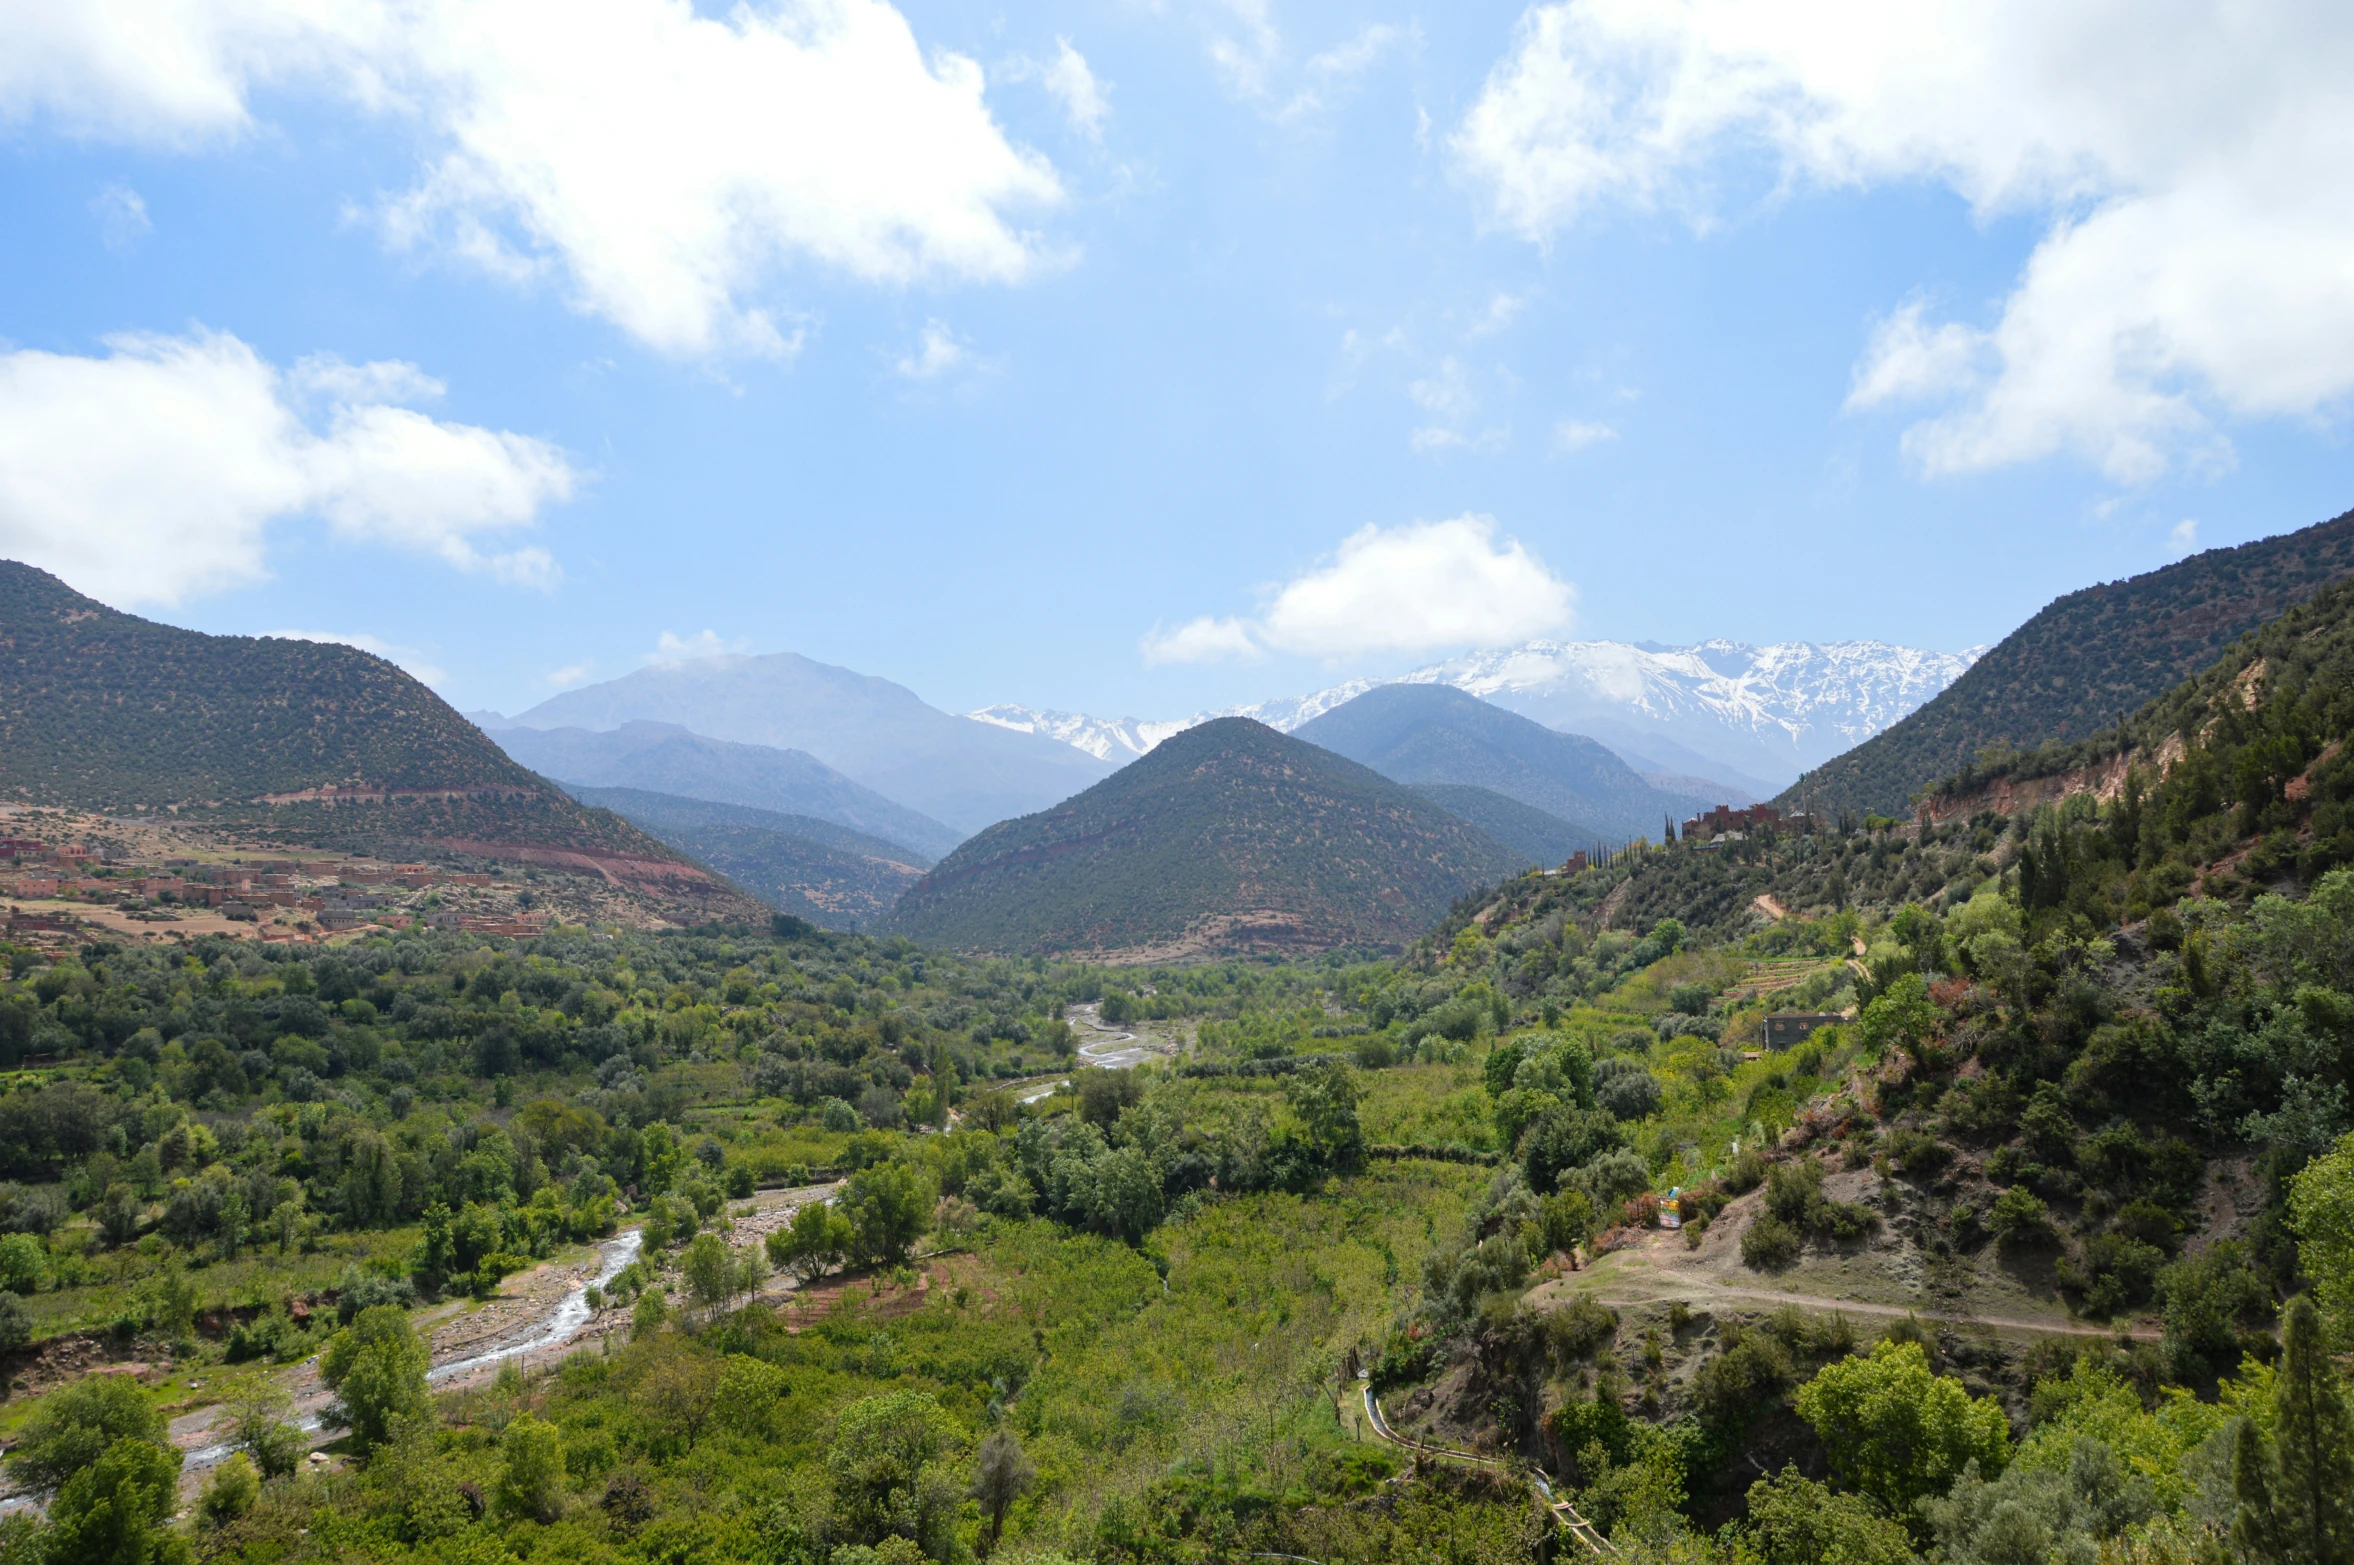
1785 502 2354 816
888 718 1519 956
1408 782 1591 868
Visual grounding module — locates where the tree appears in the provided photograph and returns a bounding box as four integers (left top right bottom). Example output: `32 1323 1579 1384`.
1856 972 1939 1059
1795 1340 2011 1521
971 1427 1035 1553
496 1414 565 1524
828 1391 965 1555
45 1438 187 1565
684 1232 734 1318
1285 1058 1366 1172
2291 1132 2354 1345
843 1162 933 1268
715 1354 788 1440
227 1384 306 1478
2234 1295 2354 1565
198 1453 259 1529
1738 1467 1915 1565
320 1304 430 1452
7 1373 168 1494
769 1200 854 1285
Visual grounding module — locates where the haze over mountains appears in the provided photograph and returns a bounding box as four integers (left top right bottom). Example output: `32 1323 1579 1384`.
501 652 1114 833
973 635 1981 798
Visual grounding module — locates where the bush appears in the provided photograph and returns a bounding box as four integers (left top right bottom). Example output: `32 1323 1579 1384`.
7 1374 167 1494
2057 1233 2166 1317
200 1453 259 1528
1742 1215 1802 1269
1990 1186 2055 1249
320 1305 430 1452
336 1268 420 1326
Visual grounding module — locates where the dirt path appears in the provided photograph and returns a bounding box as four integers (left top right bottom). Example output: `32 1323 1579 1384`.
1579 1270 2157 1341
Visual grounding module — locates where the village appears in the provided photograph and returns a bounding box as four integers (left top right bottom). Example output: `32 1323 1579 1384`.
0 806 556 951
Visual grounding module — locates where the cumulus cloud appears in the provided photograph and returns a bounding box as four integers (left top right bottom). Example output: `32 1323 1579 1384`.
3 0 1065 356
544 661 595 689
648 629 750 664
263 629 448 685
1454 0 2354 482
0 329 574 607
1143 516 1576 664
2169 518 2200 556
1018 39 1108 139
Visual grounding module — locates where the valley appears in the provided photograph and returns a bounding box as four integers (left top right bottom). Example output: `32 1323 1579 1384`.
2 503 2354 1565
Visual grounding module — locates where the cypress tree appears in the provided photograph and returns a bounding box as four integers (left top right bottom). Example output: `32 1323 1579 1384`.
2235 1295 2354 1565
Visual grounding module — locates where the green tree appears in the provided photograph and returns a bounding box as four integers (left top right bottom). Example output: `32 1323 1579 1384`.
2234 1296 2354 1565
715 1354 788 1440
683 1232 734 1318
46 1437 187 1565
769 1200 854 1284
7 1373 168 1494
320 1304 431 1452
1795 1340 2011 1521
1284 1059 1365 1172
495 1414 565 1524
2291 1132 2354 1345
971 1427 1035 1553
843 1162 933 1267
1856 972 1938 1059
227 1384 306 1478
198 1453 259 1529
0 1233 47 1295
1737 1467 1915 1565
828 1391 965 1555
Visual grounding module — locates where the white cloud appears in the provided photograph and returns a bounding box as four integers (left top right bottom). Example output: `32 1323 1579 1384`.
1467 291 1525 339
263 629 448 685
1454 0 2354 483
1140 615 1261 667
1279 23 1408 118
91 184 150 249
1144 515 1576 664
648 629 749 664
1039 39 1108 138
4 0 1065 356
0 329 575 607
2169 518 2200 556
1204 0 1282 97
544 661 595 688
1550 419 1617 453
894 321 968 380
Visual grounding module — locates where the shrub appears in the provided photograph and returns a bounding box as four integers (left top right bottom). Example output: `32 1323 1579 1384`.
1990 1186 2056 1249
320 1305 430 1452
1742 1215 1802 1269
200 1453 259 1528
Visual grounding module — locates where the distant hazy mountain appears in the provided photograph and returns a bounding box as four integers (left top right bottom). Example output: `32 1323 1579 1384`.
887 718 1518 959
487 720 963 859
564 786 929 929
1408 784 1592 869
1790 505 2354 816
1294 685 1686 842
974 636 1972 796
508 652 1114 833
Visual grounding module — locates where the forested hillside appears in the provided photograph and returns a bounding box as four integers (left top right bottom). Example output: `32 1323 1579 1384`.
1297 683 1669 840
888 718 1518 958
569 785 932 930
1783 506 2354 817
0 562 705 880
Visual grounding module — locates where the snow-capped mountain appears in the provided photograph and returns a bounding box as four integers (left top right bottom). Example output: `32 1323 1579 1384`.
970 638 1982 794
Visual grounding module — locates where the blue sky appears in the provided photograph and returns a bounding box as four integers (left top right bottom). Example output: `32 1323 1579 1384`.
4 0 2351 722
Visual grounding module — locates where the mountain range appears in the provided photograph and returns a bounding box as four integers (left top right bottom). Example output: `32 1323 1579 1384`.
1294 684 1674 841
563 785 929 930
970 635 1980 799
500 652 1113 833
1788 505 2354 816
480 719 963 860
887 718 1520 958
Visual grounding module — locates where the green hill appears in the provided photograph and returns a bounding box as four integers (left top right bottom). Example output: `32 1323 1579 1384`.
885 717 1520 957
0 561 721 888
565 785 931 930
1781 504 2354 816
1295 684 1677 840
1409 783 1593 869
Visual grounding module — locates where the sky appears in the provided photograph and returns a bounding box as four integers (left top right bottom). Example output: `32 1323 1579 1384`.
3 0 2353 723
